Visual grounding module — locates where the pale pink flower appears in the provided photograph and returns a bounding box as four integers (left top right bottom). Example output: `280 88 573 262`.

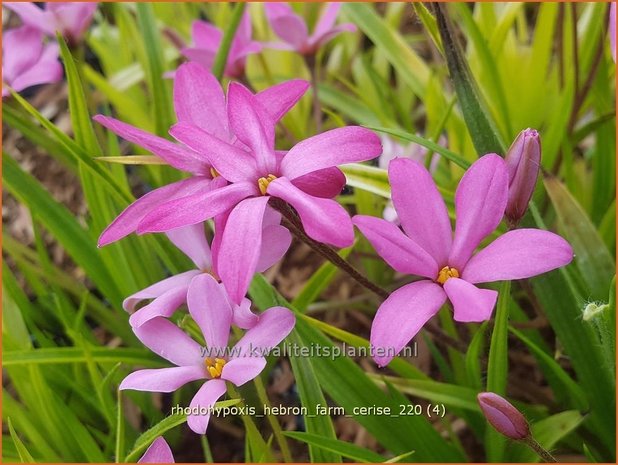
477 392 530 440
124 223 289 328
2 26 63 97
181 12 261 78
4 2 97 45
354 155 573 367
120 274 295 435
264 2 356 55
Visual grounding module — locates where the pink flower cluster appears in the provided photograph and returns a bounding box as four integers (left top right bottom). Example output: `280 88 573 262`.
2 2 97 97
88 4 574 448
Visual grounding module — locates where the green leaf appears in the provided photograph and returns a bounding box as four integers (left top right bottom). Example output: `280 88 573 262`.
485 281 511 461
288 330 341 462
95 155 167 165
433 4 505 155
544 176 615 300
284 431 386 463
4 347 164 367
7 418 35 463
340 163 391 198
212 3 246 81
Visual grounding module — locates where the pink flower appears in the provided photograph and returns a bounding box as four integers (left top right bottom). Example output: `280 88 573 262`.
95 62 307 247
4 2 97 45
2 26 63 97
353 154 574 367
477 392 530 440
144 82 380 304
124 223 290 328
378 134 443 224
120 273 295 435
181 12 261 78
264 3 356 55
139 437 174 463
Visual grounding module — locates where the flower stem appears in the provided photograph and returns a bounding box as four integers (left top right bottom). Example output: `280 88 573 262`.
522 436 558 463
305 55 322 133
271 199 389 300
212 3 246 81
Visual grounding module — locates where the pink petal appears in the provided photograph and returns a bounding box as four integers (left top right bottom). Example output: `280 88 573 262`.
232 306 295 357
98 177 211 246
232 297 259 329
173 62 228 140
281 126 382 180
309 23 357 50
462 229 574 284
312 3 342 37
255 79 310 123
256 224 291 272
186 273 233 351
389 158 452 266
10 43 63 92
119 366 205 393
443 278 498 323
291 167 346 198
129 285 191 328
267 177 354 248
191 20 221 50
3 4 55 36
264 3 309 50
218 197 270 305
448 154 509 270
48 2 97 41
170 122 258 182
166 223 212 270
137 181 256 234
93 115 208 174
139 437 175 463
180 47 216 70
371 281 446 367
352 215 438 279
123 270 200 313
221 357 267 386
210 209 229 279
2 26 43 82
187 379 227 434
227 82 277 173
134 318 203 367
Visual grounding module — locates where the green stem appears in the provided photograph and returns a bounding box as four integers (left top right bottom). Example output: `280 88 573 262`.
522 436 558 463
212 3 246 81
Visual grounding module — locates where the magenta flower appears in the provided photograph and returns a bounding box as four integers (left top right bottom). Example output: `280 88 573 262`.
2 26 63 97
141 82 380 303
477 392 530 441
120 273 295 435
504 128 541 225
378 134 443 224
264 3 356 55
4 2 97 45
95 62 308 247
139 437 174 463
181 13 261 78
124 222 290 328
354 155 573 367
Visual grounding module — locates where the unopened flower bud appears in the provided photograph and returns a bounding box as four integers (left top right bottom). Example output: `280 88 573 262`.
477 392 530 440
504 129 541 226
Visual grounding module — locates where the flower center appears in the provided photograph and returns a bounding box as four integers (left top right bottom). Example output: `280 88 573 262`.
205 357 226 379
210 167 220 178
257 174 277 195
436 266 460 285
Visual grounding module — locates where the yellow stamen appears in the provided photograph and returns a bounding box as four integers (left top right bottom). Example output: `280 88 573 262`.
436 266 460 285
205 357 226 378
258 174 277 195
210 167 220 178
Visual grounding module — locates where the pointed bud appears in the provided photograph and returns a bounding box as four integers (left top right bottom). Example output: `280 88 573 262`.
477 392 530 440
504 128 541 226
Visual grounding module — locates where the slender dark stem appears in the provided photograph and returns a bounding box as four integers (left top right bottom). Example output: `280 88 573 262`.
570 3 580 101
522 436 558 463
271 199 389 300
